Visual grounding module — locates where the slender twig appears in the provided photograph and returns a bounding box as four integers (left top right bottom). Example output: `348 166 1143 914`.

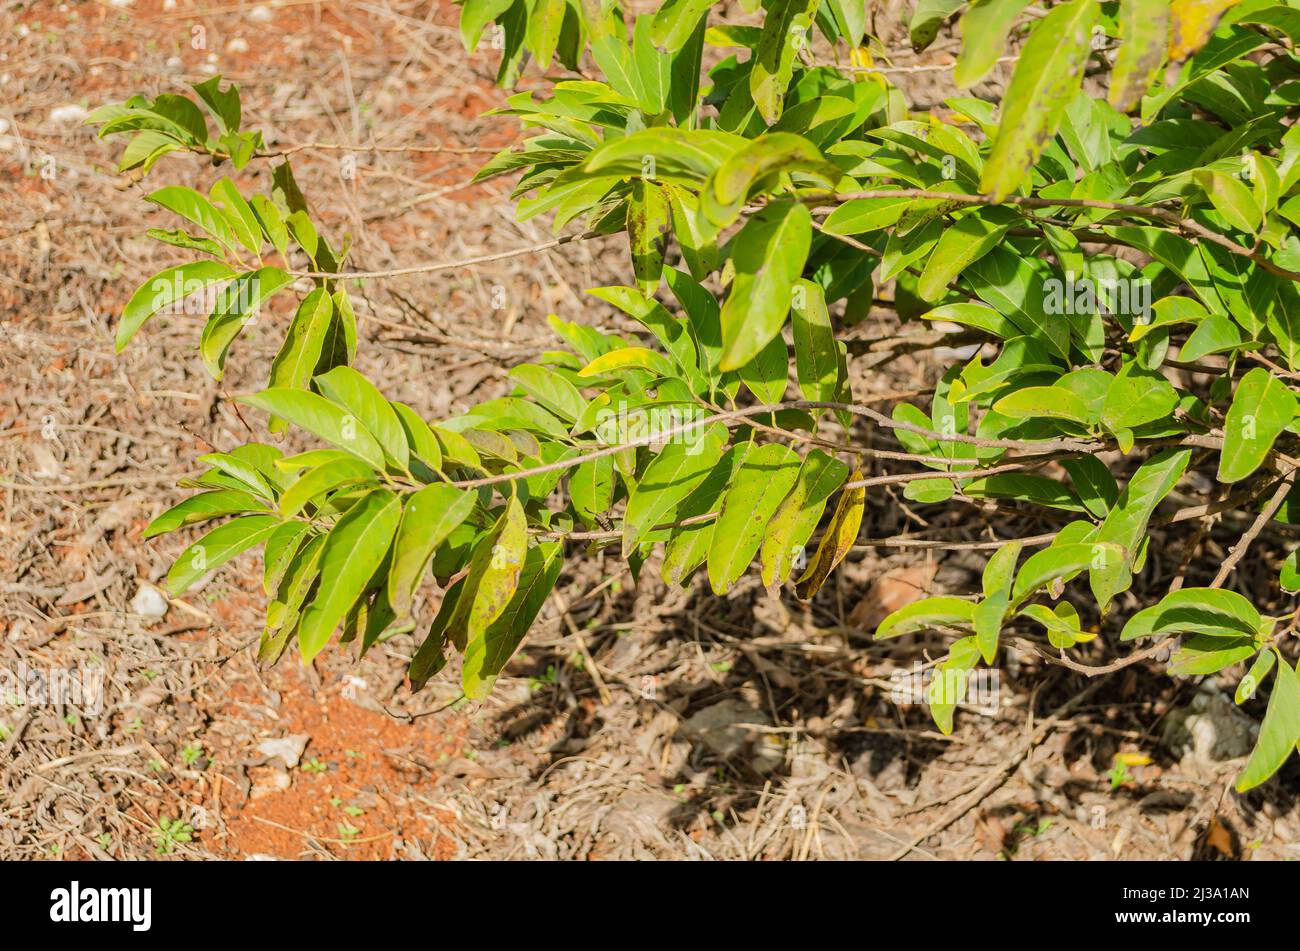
1211 467 1298 588
450 400 1104 491
257 141 500 158
820 188 1300 283
294 231 603 280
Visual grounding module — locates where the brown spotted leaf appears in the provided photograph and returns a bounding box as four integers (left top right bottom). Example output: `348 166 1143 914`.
979 0 1098 200
1109 0 1171 112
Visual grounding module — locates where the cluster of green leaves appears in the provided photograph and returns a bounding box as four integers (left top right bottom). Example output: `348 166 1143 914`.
89 76 264 173
99 0 1300 791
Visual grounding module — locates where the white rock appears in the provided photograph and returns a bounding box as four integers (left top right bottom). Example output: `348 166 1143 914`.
30 443 63 480
49 104 90 124
256 734 311 768
249 5 273 22
130 583 170 620
226 37 249 54
1162 686 1257 766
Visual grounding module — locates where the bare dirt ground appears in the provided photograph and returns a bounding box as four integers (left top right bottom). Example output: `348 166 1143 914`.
2 0 1298 861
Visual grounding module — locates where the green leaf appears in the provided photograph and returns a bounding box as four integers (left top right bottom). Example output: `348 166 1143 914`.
707 442 802 593
993 385 1092 426
876 596 977 639
910 0 965 51
928 636 982 734
250 194 289 259
820 194 914 237
460 0 515 51
1108 0 1170 112
266 288 335 432
192 76 241 134
1100 363 1179 433
703 133 838 228
527 0 566 69
1236 656 1300 792
1195 168 1262 234
314 366 412 471
1282 550 1300 593
408 579 462 687
583 128 746 185
199 266 294 379
146 185 238 250
262 533 326 659
392 403 443 471
919 301 1019 339
296 489 402 662
445 496 529 652
962 474 1084 512
719 200 812 371
578 347 677 379
166 514 280 596
738 331 790 404
277 456 376 517
1219 367 1296 483
665 185 718 280
1019 601 1088 647
1180 312 1244 361
954 0 1031 88
144 489 264 538
651 0 715 51
975 540 1021 662
262 521 311 598
1168 635 1258 676
628 179 670 294
1091 448 1191 611
239 388 386 470
980 0 1099 200
964 249 1070 360
916 211 1013 302
622 431 727 555
508 364 587 423
749 0 818 123
1120 587 1261 641
662 443 750 586
117 261 237 351
1062 456 1119 518
570 454 616 523
824 0 866 45
587 286 705 392
388 485 476 620
791 279 838 403
1011 542 1122 604
1237 649 1277 704
209 177 262 253
631 13 672 115
462 541 564 698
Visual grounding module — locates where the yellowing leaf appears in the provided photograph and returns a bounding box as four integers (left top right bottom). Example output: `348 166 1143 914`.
577 346 676 379
794 470 865 599
1169 0 1242 61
